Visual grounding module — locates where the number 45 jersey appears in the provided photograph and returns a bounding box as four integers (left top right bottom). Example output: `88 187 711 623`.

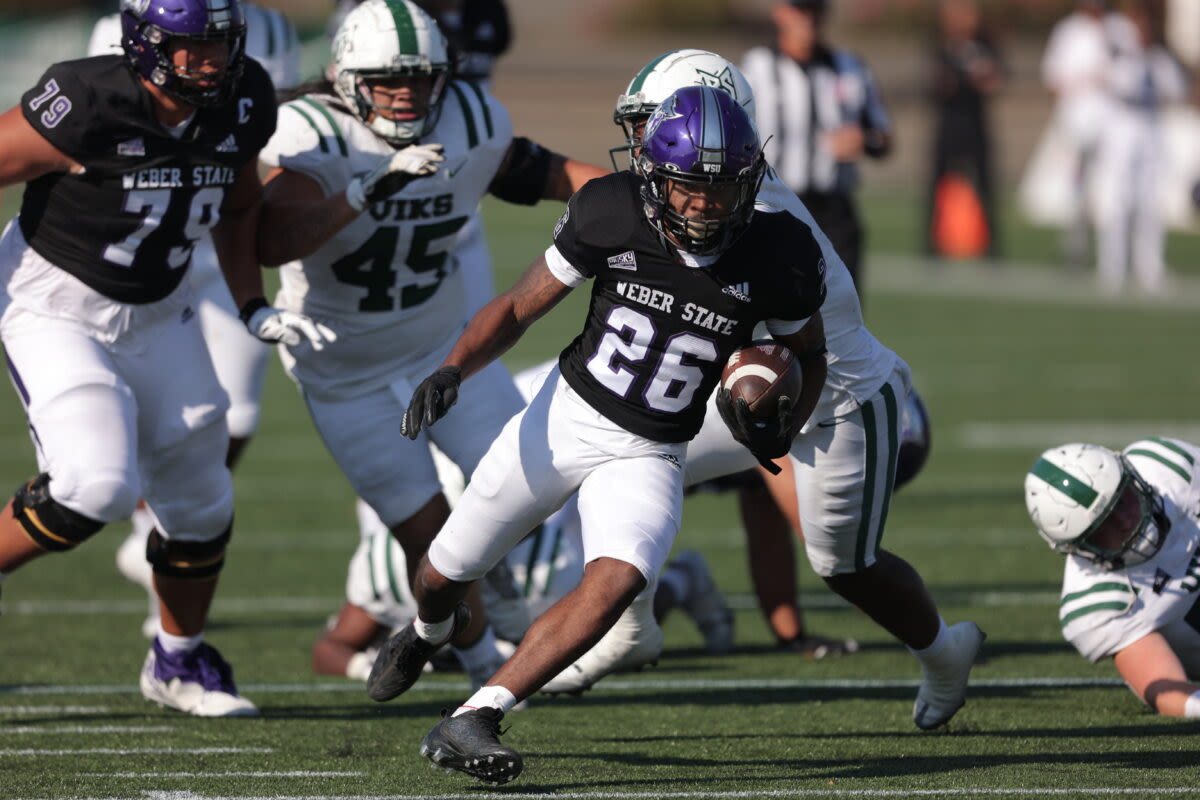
1059 438 1200 664
18 55 276 304
258 82 512 398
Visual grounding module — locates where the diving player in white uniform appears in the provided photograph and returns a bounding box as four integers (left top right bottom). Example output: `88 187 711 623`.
1026 438 1200 718
256 0 605 690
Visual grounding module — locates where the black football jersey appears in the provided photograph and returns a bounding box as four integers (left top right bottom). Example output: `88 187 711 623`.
18 55 276 304
554 171 826 443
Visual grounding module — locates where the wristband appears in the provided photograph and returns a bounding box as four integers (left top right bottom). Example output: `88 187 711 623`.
238 297 270 325
1185 690 1200 718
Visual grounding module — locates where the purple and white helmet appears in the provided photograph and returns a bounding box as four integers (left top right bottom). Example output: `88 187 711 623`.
638 85 765 257
121 0 247 107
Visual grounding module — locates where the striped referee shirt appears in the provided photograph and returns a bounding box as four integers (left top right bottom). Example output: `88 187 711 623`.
741 45 891 195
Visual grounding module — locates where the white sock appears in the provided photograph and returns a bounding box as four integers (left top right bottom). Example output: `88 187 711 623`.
452 626 500 673
908 617 950 666
345 651 375 681
453 685 518 716
1185 691 1200 718
157 627 204 654
658 562 690 605
414 613 454 644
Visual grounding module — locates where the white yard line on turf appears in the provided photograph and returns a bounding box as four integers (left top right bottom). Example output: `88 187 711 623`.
1 676 1125 700
77 772 366 778
0 747 272 755
0 725 174 735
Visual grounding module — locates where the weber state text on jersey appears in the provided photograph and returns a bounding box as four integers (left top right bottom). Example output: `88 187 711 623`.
553 171 826 444
18 55 276 304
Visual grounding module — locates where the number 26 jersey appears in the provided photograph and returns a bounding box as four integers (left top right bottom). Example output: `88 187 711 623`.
550 171 827 444
18 55 276 304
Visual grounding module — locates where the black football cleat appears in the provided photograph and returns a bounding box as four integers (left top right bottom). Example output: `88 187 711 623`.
420 707 523 785
367 602 470 702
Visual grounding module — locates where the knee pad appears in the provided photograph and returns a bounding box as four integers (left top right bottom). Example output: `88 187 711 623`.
146 523 232 579
12 473 105 552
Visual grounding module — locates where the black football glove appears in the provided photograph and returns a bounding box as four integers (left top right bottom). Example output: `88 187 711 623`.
716 388 799 476
401 366 462 440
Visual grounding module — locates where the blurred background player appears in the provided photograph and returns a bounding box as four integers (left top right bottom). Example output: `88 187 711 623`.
1090 0 1188 294
924 0 1005 260
0 0 330 717
1025 438 1200 718
740 0 892 295
1040 0 1116 269
88 1 304 638
256 0 604 690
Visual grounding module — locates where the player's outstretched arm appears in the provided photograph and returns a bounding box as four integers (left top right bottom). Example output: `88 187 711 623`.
444 253 573 381
1112 631 1200 717
488 136 608 206
402 255 571 439
213 161 269 309
258 144 443 266
0 106 78 188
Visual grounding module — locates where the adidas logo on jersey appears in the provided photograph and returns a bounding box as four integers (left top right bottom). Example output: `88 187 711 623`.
722 282 751 302
216 134 239 153
117 138 145 156
607 251 638 271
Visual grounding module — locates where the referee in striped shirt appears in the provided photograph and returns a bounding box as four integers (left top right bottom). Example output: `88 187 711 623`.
742 0 891 295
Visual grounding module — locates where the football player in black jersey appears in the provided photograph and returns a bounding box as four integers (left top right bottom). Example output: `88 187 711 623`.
357 85 828 784
0 0 329 717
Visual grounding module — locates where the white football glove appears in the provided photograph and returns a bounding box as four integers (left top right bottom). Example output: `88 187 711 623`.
240 299 337 351
345 143 445 212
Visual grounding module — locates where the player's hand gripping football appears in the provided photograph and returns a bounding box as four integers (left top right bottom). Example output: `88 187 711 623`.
240 298 337 350
346 143 445 211
716 388 798 476
402 366 462 439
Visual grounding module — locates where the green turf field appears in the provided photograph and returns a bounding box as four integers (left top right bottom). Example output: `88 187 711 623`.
2 197 1200 799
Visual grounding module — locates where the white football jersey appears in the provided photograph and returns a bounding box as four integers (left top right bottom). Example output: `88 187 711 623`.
754 172 900 430
1060 437 1200 663
259 84 513 396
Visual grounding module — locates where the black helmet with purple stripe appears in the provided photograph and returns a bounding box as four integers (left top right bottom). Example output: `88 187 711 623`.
120 0 247 107
637 85 765 257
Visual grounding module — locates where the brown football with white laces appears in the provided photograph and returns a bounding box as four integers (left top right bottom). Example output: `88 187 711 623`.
720 341 802 420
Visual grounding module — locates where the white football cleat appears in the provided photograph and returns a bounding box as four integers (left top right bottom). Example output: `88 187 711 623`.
540 592 663 695
669 550 735 653
140 639 259 718
912 621 985 730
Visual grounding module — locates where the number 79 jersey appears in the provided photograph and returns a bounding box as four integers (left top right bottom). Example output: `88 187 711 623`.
18 56 276 304
258 83 512 396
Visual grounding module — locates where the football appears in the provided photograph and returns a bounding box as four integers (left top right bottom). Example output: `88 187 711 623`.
720 341 802 419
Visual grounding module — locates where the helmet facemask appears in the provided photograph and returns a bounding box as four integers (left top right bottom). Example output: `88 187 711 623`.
340 66 450 146
639 153 764 257
1062 459 1167 570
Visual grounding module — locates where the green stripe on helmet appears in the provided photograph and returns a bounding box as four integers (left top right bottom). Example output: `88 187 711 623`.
628 51 673 95
1030 457 1099 508
386 0 419 57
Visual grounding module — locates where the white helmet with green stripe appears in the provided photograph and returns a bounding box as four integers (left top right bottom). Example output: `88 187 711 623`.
1025 442 1167 570
614 49 757 152
331 0 451 146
